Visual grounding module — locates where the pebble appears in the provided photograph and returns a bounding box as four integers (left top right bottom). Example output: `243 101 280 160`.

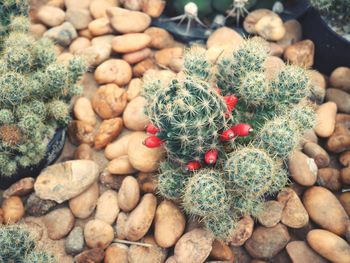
255 13 286 41
133 58 158 77
174 228 214 263
257 200 283 227
245 224 290 259
2 196 24 224
326 123 350 153
3 177 34 198
263 56 285 80
121 0 142 10
286 241 328 263
37 5 66 27
339 192 350 216
104 244 129 263
277 20 302 49
90 0 113 19
330 67 350 93
43 208 75 240
309 70 327 103
125 193 157 241
78 44 112 66
84 219 115 249
317 167 342 191
74 97 96 126
123 96 150 131
116 211 128 239
210 240 235 262
108 155 138 175
112 33 151 53
127 132 165 173
229 215 254 246
314 102 337 138
99 171 127 190
65 8 93 30
243 9 275 34
35 160 99 203
95 190 120 225
44 22 78 47
122 48 152 65
154 200 186 248
137 172 158 193
303 186 350 236
94 118 124 149
65 226 85 255
118 176 140 212
88 18 114 36
155 47 183 68
25 193 57 216
69 182 99 219
326 88 350 113
75 248 105 263
277 188 309 228
303 141 330 168
107 7 151 33
69 37 91 54
74 143 93 160
91 84 128 119
94 59 132 86
145 27 175 49
307 229 350 262
128 236 167 263
142 0 165 17
284 40 315 68
29 23 47 39
68 120 95 145
268 42 284 57
91 34 114 46
207 27 243 49
288 150 318 186
57 52 74 64
127 78 143 101
65 0 91 9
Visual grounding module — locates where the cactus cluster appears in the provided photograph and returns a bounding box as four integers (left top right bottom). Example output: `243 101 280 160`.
0 17 86 178
0 225 55 263
143 38 316 241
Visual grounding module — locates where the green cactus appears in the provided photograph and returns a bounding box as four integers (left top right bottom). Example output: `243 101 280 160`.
238 72 270 107
0 19 86 179
183 169 230 217
157 161 190 200
203 213 238 242
284 101 317 133
0 225 55 263
183 46 212 81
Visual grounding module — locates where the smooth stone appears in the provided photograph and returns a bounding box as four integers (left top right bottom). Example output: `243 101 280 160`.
243 9 275 34
2 196 24 224
303 186 350 236
107 155 137 175
276 20 302 49
122 48 152 65
326 123 350 153
67 120 95 146
257 200 283 228
69 37 91 54
229 215 254 246
34 160 99 203
77 44 111 66
37 5 66 27
307 229 350 263
104 244 129 263
84 219 114 249
317 167 342 192
326 88 350 114
116 212 128 239
284 40 315 68
174 228 214 263
245 224 290 259
255 13 286 41
314 102 337 138
69 182 99 219
142 0 165 17
88 17 114 36
65 8 93 30
94 59 132 86
29 23 47 39
128 236 167 263
123 96 150 131
118 176 140 212
94 118 124 149
95 190 120 225
73 97 96 125
107 7 151 33
127 78 142 101
155 47 183 68
112 33 151 53
330 67 350 93
43 22 78 47
137 172 158 193
145 27 174 49
286 241 328 263
207 27 243 49
65 226 85 255
154 200 186 248
75 248 105 263
25 193 57 216
3 177 34 198
132 58 158 77
210 240 235 262
43 208 75 240
65 0 91 9
90 0 113 19
288 150 318 186
277 188 309 228
91 34 114 46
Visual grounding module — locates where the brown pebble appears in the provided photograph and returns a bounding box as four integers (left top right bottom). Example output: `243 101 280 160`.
137 172 158 193
303 142 330 168
210 239 234 262
257 200 283 228
74 144 93 160
317 168 342 191
339 192 350 217
326 123 350 153
284 39 315 68
75 248 105 263
2 196 25 224
3 177 34 199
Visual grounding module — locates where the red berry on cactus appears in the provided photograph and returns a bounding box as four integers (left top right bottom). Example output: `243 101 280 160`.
224 95 238 112
204 149 218 164
231 123 253 137
186 161 201 171
220 129 235 141
143 136 164 148
146 123 160 134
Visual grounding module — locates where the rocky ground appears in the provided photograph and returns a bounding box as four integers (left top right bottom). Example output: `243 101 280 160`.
1 0 350 262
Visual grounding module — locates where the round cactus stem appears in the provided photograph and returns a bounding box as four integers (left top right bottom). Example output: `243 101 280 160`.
186 161 201 171
204 149 218 164
143 136 164 148
231 123 253 137
146 123 160 134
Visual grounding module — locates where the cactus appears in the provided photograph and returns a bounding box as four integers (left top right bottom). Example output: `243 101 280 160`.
157 161 190 200
183 169 230 217
204 213 238 241
0 18 86 178
0 225 55 263
183 45 212 81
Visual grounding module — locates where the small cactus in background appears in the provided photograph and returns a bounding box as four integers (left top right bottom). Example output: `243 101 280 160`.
0 225 55 263
183 45 212 81
203 213 238 242
0 17 86 178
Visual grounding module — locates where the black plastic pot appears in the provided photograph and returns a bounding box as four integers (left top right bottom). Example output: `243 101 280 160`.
299 7 350 75
0 129 66 190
